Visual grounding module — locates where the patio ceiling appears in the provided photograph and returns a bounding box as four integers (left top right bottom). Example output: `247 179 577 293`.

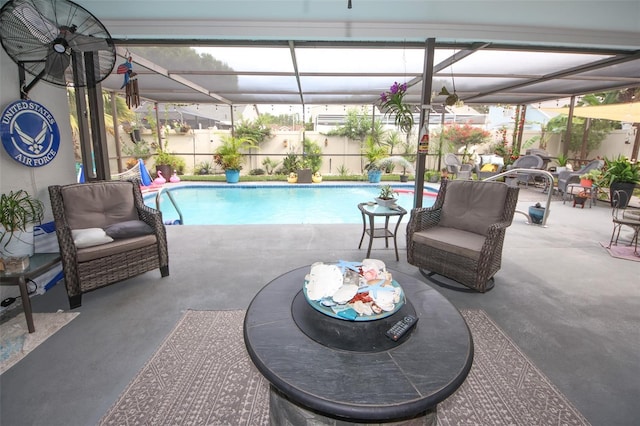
99 40 640 109
68 0 640 108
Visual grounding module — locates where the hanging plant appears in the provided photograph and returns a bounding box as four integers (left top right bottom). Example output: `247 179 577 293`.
379 82 414 134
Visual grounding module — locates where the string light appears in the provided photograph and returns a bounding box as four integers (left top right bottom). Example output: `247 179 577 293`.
348 0 352 9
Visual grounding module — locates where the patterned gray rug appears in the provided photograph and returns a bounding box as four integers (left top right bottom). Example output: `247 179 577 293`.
99 309 589 426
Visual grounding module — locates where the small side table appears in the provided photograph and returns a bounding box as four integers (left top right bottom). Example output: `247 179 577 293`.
358 202 407 261
0 253 61 333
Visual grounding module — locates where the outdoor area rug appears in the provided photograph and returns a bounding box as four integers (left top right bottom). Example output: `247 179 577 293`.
99 309 590 426
600 241 640 262
0 310 79 374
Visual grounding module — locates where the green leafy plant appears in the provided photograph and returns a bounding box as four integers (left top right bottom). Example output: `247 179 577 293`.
602 155 640 185
302 138 323 173
362 136 389 171
0 190 45 251
579 169 603 182
337 164 350 176
155 150 186 174
213 135 258 171
378 184 398 200
556 154 569 167
377 156 414 176
194 161 214 175
379 82 414 134
122 139 153 159
261 157 280 175
281 152 302 175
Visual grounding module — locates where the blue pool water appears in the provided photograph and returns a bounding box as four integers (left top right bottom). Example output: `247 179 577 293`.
144 184 438 225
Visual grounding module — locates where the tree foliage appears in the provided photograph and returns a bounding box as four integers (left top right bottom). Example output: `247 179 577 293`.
546 115 612 158
440 123 491 147
234 117 272 145
326 108 373 141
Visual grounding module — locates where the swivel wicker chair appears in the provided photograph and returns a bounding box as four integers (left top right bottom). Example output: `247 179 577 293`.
48 180 169 308
406 179 519 292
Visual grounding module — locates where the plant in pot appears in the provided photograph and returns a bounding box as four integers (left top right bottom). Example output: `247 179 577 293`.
155 149 183 181
0 190 45 272
377 156 414 182
375 185 399 208
555 153 569 173
602 155 640 208
425 170 440 183
214 135 258 183
579 169 602 188
528 202 545 225
362 136 389 183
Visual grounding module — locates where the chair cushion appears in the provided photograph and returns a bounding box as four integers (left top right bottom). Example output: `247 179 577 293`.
438 180 508 236
61 182 138 230
76 235 158 262
105 220 154 239
481 163 498 172
71 228 114 248
412 227 485 261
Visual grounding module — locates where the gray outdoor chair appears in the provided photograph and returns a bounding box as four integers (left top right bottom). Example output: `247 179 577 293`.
444 153 473 180
557 159 604 194
48 179 170 309
406 179 520 292
507 154 544 186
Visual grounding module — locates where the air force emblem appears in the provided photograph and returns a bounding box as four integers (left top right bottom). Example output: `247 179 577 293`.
1 100 61 167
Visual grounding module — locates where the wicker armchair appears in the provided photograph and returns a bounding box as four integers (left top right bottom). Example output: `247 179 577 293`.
406 179 519 292
48 180 169 308
444 154 473 180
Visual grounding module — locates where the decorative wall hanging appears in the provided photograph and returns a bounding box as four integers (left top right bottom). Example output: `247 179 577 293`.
0 99 61 167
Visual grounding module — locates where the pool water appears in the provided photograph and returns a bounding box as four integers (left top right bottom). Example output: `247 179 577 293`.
144 184 437 225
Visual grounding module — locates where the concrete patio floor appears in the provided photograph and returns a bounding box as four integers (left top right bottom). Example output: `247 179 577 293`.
1 184 638 426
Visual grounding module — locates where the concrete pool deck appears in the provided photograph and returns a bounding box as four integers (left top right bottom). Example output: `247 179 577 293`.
1 182 639 425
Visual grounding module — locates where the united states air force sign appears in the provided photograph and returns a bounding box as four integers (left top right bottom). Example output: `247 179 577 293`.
1 100 61 167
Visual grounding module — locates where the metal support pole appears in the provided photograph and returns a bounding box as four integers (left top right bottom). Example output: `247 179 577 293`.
414 38 436 208
85 51 110 180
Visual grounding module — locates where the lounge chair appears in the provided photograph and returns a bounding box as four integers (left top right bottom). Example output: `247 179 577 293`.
406 179 519 292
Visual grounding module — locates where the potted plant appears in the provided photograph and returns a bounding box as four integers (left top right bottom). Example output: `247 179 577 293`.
602 155 640 207
214 135 258 183
378 156 414 182
555 154 569 173
573 190 589 208
579 169 602 188
425 170 440 183
375 185 398 208
362 136 389 183
528 202 545 225
155 149 184 180
379 81 414 134
0 190 45 271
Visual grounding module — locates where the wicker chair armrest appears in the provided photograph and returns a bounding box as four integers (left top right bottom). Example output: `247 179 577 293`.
407 206 442 235
479 220 511 257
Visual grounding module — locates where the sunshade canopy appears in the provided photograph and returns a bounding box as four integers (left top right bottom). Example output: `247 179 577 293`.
543 103 640 123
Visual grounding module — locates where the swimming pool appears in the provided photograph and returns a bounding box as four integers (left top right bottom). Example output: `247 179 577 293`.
144 184 438 225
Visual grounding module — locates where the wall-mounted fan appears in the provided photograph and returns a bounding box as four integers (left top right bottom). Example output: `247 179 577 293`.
0 0 116 91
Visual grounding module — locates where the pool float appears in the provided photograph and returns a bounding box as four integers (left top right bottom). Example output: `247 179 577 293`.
394 188 437 197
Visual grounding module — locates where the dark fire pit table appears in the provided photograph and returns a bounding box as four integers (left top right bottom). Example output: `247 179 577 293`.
244 266 473 425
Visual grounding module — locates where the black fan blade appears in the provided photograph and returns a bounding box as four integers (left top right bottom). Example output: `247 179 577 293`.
45 50 71 80
12 1 57 43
